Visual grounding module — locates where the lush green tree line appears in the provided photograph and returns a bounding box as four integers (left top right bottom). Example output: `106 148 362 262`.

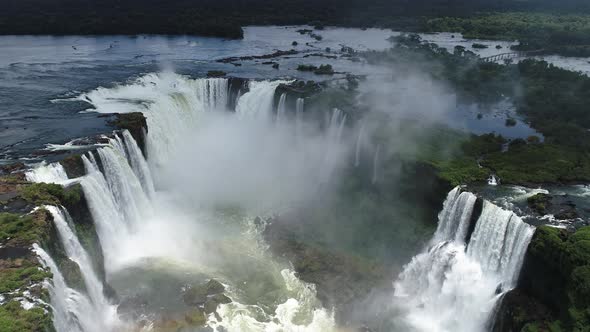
1 0 590 37
365 34 590 185
426 13 590 57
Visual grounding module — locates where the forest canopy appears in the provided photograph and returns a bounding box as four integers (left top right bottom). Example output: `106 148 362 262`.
1 0 590 37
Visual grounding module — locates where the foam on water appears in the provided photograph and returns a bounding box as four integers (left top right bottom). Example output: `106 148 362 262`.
393 187 535 332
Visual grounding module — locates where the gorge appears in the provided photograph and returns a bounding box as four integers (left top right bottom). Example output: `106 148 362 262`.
1 25 589 332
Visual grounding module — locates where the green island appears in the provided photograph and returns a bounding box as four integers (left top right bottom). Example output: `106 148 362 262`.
361 33 590 187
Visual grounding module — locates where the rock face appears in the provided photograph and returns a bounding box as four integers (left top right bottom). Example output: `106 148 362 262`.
494 225 590 331
59 154 86 179
492 289 553 332
527 193 579 220
107 112 148 155
183 278 232 321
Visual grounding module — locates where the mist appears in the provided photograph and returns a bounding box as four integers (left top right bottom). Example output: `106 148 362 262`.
157 108 350 211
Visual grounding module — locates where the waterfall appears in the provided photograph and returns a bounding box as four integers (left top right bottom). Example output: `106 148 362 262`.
120 130 155 197
26 162 69 184
276 92 287 123
78 73 232 172
235 80 290 119
64 73 344 331
45 206 121 331
296 98 304 118
33 244 98 332
467 201 533 286
79 138 153 270
393 187 535 332
432 188 478 244
193 78 229 111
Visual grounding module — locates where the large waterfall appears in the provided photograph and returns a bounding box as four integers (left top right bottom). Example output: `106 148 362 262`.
29 74 342 332
393 187 535 332
27 73 541 332
33 244 100 332
45 206 121 331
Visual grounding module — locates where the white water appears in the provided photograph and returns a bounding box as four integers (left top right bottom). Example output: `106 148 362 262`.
120 130 155 198
33 244 98 332
432 188 478 244
393 187 535 332
72 74 340 331
45 206 121 331
236 80 291 119
25 162 69 184
296 97 304 138
276 92 287 123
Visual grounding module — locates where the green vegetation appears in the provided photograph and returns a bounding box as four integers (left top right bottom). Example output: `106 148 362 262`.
527 193 552 214
0 266 51 294
0 211 53 332
365 34 590 186
482 144 590 184
2 0 590 37
519 226 590 330
0 212 51 247
20 183 81 207
0 300 53 332
296 64 335 75
426 13 590 57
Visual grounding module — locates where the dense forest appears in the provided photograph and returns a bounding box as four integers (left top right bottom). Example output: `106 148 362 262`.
1 0 590 37
364 34 590 186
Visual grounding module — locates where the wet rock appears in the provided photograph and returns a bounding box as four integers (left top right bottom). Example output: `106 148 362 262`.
117 294 149 320
207 70 226 78
0 162 25 175
107 112 148 155
527 193 551 214
183 285 208 306
185 308 207 326
527 193 580 220
492 289 553 332
59 154 86 178
206 279 225 295
203 299 218 314
555 208 578 220
275 80 322 99
59 258 86 292
217 49 298 63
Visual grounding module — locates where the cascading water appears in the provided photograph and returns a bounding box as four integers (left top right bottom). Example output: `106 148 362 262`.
235 80 291 119
276 92 287 123
54 73 341 331
295 97 304 138
431 187 478 244
393 187 535 332
33 244 98 332
25 162 69 184
45 206 121 331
